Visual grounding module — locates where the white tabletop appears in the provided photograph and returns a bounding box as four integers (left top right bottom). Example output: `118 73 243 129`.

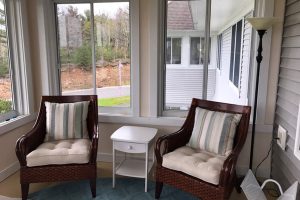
111 126 157 143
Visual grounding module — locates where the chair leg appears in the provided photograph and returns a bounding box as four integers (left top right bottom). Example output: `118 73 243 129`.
234 176 243 193
21 183 29 200
155 181 163 199
90 178 96 198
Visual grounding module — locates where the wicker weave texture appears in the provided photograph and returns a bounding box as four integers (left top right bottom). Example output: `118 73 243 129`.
156 166 227 200
21 164 96 183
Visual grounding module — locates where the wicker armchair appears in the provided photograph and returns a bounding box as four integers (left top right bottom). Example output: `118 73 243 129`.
155 98 251 200
15 95 99 200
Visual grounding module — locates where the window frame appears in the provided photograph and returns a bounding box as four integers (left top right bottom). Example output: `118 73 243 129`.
52 0 140 116
229 19 243 88
166 37 182 65
190 37 211 65
0 0 34 124
161 0 211 116
216 34 222 71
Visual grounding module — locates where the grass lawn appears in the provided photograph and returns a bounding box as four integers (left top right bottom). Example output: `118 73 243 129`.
98 96 130 107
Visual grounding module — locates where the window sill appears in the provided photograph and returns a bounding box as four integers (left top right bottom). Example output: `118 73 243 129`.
99 114 185 127
0 114 36 136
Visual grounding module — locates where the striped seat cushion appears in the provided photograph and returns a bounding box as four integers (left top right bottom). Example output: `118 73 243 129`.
187 107 242 156
45 101 90 141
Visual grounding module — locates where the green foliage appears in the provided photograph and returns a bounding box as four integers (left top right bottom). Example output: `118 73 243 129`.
0 99 12 114
74 44 92 70
59 48 71 64
0 60 8 77
98 96 130 107
58 7 130 68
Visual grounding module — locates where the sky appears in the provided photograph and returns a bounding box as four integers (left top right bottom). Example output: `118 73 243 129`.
58 2 128 18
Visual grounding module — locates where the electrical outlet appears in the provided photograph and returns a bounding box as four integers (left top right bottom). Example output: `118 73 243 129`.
277 125 287 150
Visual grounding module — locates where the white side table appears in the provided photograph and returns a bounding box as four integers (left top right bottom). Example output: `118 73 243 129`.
111 126 157 192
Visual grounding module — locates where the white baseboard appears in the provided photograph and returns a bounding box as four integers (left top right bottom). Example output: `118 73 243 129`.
0 162 20 182
97 153 271 178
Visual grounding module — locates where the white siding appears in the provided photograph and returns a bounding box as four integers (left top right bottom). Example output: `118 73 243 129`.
212 14 252 106
165 32 217 108
165 68 216 107
239 13 253 100
272 0 300 190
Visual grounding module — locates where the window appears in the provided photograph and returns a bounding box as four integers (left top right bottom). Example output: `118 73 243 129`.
216 34 222 70
166 37 181 64
0 0 33 123
164 0 207 111
190 37 210 65
162 0 254 115
229 20 243 87
0 0 12 119
54 0 139 115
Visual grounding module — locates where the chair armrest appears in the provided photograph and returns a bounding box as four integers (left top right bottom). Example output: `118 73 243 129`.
15 122 45 166
155 128 191 165
89 125 99 164
219 140 245 186
219 152 238 186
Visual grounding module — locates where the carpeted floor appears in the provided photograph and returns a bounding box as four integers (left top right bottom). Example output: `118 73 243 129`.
28 178 198 200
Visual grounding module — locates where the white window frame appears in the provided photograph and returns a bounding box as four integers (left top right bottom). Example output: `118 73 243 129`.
0 0 34 124
190 37 211 65
52 0 140 116
166 37 182 65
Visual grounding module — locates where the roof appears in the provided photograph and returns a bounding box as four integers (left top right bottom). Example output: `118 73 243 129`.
167 1 194 30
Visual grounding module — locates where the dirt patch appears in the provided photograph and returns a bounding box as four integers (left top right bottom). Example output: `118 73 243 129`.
0 64 131 100
0 79 11 100
61 64 130 91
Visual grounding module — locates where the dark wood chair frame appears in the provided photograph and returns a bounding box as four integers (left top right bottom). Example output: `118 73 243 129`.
15 95 99 200
155 98 251 200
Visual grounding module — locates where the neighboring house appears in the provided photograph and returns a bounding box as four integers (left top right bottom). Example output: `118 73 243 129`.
165 1 216 109
213 12 253 105
165 1 253 109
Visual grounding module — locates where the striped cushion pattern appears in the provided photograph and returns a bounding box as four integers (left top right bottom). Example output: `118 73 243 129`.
45 101 90 141
187 107 242 155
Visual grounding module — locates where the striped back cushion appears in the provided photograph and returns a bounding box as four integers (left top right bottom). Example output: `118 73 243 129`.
45 101 90 141
187 107 242 155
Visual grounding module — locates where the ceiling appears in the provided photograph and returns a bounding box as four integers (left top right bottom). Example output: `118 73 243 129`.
186 0 254 32
211 0 254 31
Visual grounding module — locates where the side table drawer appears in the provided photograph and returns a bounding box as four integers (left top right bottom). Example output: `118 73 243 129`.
114 141 146 153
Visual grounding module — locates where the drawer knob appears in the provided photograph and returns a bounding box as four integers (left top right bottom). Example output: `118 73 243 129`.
128 145 133 150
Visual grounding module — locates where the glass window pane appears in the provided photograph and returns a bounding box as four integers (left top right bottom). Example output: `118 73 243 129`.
229 24 236 82
234 20 243 87
190 37 200 64
166 37 171 64
94 2 130 107
171 38 181 64
56 4 94 95
0 0 12 114
165 0 206 110
217 34 222 69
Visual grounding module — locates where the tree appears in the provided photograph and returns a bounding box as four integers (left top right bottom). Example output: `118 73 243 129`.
66 6 79 18
114 8 129 59
74 44 92 70
0 7 9 78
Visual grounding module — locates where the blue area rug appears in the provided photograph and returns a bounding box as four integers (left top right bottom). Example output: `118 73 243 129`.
29 178 198 200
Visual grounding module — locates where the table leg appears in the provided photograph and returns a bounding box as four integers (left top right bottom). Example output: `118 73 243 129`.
145 144 148 192
112 142 115 188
